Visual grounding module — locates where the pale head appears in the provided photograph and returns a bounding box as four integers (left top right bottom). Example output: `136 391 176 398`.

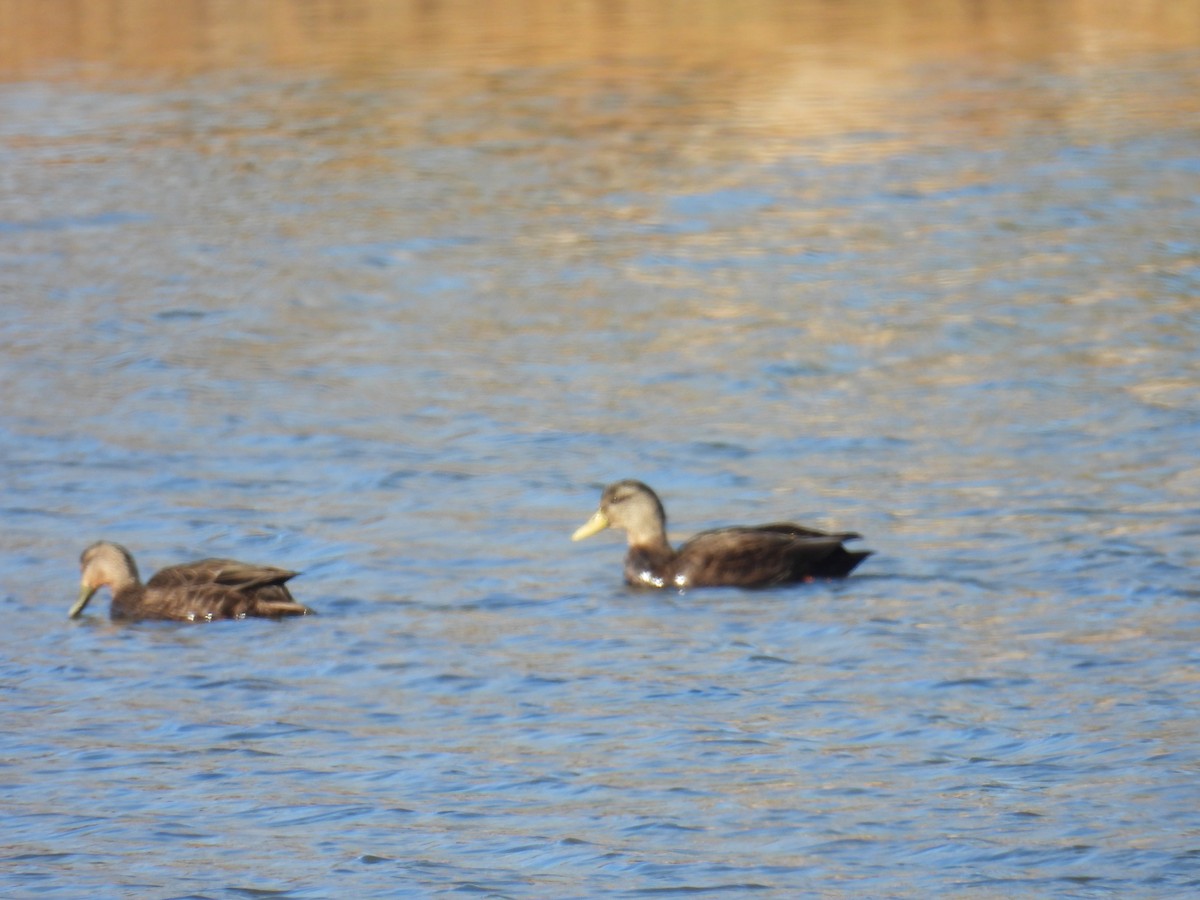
70 541 140 618
572 480 669 548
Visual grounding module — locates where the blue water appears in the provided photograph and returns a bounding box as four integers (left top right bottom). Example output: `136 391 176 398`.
2 7 1200 898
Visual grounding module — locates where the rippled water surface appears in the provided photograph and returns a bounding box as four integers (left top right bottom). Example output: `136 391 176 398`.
3 2 1200 897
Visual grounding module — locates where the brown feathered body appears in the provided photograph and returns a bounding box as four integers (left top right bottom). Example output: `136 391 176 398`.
72 541 313 621
574 480 871 589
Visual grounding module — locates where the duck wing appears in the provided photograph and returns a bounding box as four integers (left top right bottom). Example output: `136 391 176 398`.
714 522 863 541
139 559 311 620
677 528 870 588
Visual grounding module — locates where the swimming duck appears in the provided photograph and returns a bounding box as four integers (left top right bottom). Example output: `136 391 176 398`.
572 480 870 589
70 540 314 621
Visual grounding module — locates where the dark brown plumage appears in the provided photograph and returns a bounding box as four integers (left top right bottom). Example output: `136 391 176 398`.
70 540 314 621
572 480 871 589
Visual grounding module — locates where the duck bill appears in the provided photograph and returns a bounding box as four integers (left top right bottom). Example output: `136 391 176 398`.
68 584 98 619
572 509 610 541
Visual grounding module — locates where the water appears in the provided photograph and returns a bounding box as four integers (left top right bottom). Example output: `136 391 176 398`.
2 2 1199 897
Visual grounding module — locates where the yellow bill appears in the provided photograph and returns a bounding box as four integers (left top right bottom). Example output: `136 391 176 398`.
69 583 98 619
572 509 610 541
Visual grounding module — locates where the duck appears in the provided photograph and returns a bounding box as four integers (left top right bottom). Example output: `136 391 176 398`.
572 480 871 589
70 540 314 621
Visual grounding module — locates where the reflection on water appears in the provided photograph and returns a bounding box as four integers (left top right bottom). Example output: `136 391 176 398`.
4 0 1200 147
2 1 1199 897
4 0 1200 76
